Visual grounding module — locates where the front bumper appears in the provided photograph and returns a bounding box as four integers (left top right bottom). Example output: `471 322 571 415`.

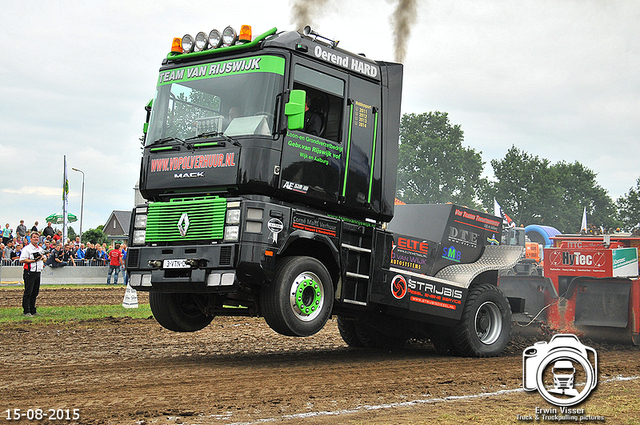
126 242 273 292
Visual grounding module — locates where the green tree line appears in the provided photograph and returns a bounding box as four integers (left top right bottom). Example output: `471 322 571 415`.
396 111 639 234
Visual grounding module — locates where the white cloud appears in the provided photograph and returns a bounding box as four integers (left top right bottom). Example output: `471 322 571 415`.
2 187 62 197
1 0 638 235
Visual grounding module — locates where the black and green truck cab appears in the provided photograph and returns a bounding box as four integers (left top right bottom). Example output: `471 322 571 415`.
127 25 523 357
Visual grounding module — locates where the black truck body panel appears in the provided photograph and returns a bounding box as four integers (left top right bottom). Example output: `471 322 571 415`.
129 27 517 339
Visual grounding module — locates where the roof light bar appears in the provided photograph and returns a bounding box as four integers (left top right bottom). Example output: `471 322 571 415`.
170 25 275 57
222 26 238 47
208 29 222 49
194 31 208 52
181 34 194 53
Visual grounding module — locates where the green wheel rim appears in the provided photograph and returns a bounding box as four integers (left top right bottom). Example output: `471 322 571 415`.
289 271 324 322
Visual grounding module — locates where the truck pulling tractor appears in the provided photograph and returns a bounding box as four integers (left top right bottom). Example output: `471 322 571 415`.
126 24 525 357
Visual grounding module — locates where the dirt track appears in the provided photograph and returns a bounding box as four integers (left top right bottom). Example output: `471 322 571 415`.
1 286 639 424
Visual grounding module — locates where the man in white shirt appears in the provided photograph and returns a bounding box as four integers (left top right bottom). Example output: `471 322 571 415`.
19 233 46 317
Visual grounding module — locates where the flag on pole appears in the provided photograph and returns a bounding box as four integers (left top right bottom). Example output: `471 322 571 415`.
580 207 587 233
493 198 501 218
494 198 515 227
62 155 69 243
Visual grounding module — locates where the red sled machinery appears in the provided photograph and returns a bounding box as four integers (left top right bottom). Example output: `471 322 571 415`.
499 234 640 345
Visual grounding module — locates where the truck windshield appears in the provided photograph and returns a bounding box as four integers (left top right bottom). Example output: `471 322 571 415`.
146 55 285 146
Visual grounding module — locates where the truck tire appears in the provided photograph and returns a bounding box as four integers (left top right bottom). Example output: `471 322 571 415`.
337 316 364 347
451 283 512 357
149 292 213 332
354 318 406 350
261 256 334 337
430 326 458 355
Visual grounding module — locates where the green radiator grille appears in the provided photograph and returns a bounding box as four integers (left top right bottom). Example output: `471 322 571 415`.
146 197 227 242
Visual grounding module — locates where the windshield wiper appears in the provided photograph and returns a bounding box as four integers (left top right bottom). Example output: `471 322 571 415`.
152 136 184 145
186 132 242 147
187 131 222 140
151 136 193 149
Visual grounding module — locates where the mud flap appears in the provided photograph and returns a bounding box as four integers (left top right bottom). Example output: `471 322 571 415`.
574 277 631 328
498 276 557 323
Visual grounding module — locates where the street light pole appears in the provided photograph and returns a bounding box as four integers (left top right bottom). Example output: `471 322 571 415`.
72 168 85 245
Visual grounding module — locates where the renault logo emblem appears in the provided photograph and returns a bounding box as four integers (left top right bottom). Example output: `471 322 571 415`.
178 213 190 237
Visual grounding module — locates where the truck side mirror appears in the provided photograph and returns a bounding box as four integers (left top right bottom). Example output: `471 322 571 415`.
141 99 153 145
285 89 306 131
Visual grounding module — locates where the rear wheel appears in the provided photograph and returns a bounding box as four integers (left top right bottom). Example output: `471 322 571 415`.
451 283 512 357
337 316 364 347
430 325 458 355
354 318 406 350
261 256 334 337
149 292 213 332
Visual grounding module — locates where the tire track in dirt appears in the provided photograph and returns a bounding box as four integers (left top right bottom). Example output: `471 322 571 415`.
1 287 639 425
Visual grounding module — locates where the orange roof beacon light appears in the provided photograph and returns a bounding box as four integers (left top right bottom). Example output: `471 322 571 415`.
239 25 252 43
171 37 183 53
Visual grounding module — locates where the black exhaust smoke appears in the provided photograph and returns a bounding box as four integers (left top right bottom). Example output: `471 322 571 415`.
291 0 332 32
391 0 418 63
290 0 419 62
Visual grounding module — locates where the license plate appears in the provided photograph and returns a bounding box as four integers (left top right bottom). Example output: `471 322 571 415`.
163 259 189 269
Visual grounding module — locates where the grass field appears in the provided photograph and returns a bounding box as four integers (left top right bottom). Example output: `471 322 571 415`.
0 304 152 324
0 284 151 324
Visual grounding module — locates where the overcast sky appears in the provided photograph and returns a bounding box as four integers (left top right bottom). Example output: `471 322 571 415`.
1 0 638 235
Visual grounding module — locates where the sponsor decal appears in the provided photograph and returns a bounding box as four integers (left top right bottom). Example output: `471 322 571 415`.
390 236 430 275
452 208 501 233
267 218 284 244
548 250 606 268
448 225 480 248
150 153 236 173
286 132 343 165
406 277 463 310
397 237 429 254
327 214 375 228
312 45 379 78
291 212 338 237
157 55 285 86
612 248 639 276
517 334 604 422
442 245 462 262
391 274 407 300
282 180 309 194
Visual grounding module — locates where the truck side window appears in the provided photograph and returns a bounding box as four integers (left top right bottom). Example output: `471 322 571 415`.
293 64 344 142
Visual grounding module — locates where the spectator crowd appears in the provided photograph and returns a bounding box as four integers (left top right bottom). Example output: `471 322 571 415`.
1 220 128 274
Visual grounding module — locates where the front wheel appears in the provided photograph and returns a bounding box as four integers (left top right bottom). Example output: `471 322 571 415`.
451 283 512 357
261 256 334 337
149 292 213 332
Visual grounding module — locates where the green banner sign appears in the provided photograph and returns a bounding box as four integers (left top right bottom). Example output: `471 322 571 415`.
612 247 639 277
157 55 285 86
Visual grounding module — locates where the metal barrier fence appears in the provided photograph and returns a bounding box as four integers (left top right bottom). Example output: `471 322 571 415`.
1 259 108 267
